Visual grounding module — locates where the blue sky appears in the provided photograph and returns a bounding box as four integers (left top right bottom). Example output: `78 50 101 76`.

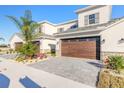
0 5 124 44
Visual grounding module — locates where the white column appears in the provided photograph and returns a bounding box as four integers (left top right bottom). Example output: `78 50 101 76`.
40 39 45 53
56 38 61 56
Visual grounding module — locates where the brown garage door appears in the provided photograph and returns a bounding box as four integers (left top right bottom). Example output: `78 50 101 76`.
61 37 100 60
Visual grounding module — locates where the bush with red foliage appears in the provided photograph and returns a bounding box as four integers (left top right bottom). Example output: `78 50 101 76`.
36 53 47 59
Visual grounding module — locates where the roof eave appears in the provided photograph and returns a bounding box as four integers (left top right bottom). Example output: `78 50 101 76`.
56 19 78 26
75 5 106 14
54 28 105 37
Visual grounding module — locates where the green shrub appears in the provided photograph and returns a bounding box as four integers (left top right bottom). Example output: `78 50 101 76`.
107 55 124 72
19 42 37 57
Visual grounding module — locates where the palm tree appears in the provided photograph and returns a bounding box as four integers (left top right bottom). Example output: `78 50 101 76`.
6 10 40 58
6 10 40 43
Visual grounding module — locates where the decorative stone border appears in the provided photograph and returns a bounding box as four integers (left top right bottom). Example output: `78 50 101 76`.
97 68 124 88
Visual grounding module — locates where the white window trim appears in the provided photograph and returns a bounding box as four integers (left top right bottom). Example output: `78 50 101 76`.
84 13 99 26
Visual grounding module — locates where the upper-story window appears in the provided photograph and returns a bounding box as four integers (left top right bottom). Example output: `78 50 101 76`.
89 14 96 24
84 13 99 25
58 28 64 32
70 24 78 29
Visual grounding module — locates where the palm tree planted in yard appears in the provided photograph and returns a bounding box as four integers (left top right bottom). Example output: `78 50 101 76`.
6 10 40 43
6 10 40 59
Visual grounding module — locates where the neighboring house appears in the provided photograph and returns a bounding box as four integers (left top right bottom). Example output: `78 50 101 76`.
0 44 10 54
10 21 57 53
10 5 124 60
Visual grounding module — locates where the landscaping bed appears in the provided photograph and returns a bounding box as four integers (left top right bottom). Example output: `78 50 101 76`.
97 55 124 88
97 68 124 88
0 53 48 64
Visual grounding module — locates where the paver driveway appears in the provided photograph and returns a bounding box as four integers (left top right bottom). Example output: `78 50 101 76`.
29 57 103 87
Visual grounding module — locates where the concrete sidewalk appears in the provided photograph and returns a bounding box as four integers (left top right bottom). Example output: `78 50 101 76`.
0 57 92 88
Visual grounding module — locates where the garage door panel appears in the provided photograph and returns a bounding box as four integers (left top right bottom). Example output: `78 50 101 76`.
61 37 100 60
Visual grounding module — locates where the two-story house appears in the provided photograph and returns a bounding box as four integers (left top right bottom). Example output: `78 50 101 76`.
55 5 124 60
10 5 124 60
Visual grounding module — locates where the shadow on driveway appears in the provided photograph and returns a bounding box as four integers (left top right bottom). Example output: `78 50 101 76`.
0 74 10 88
19 76 42 88
87 61 103 68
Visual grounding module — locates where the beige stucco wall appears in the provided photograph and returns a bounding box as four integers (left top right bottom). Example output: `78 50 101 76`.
100 20 124 53
9 35 24 49
36 22 57 35
41 38 56 53
44 23 57 35
78 6 112 27
35 23 45 33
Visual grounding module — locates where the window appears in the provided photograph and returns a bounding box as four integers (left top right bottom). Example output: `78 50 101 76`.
58 28 64 32
70 24 78 29
89 14 96 24
84 13 99 25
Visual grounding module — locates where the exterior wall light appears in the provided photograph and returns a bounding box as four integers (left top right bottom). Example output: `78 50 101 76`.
120 38 124 41
119 38 124 43
101 39 105 43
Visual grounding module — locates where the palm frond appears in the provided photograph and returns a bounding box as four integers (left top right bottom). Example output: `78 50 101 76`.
6 15 22 30
30 22 41 40
30 22 40 33
20 17 31 25
6 10 41 43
